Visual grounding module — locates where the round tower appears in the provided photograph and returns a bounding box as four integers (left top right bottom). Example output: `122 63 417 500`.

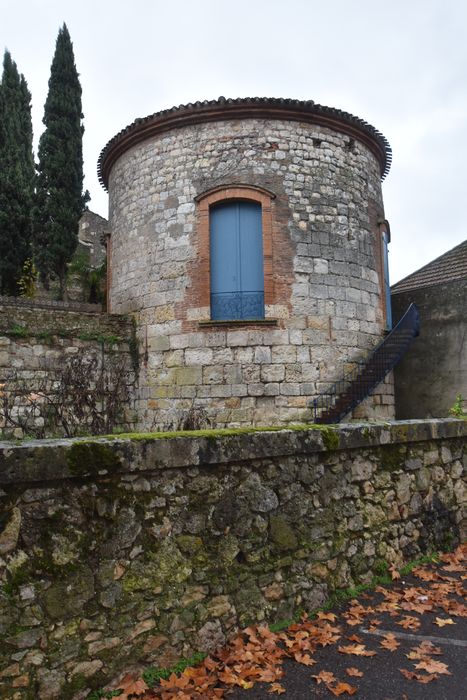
98 97 394 429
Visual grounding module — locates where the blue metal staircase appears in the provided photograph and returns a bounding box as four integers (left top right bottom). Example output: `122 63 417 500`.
311 303 420 424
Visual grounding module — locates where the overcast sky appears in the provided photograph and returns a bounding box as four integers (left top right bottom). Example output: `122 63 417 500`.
2 0 466 283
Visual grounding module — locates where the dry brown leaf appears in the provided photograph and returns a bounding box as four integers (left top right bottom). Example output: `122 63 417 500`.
258 668 282 683
338 644 377 657
380 633 400 652
415 673 439 684
268 683 286 694
442 562 465 572
115 674 149 699
345 667 364 677
368 618 382 626
203 657 219 671
414 659 451 676
316 611 337 622
312 670 337 684
399 668 418 681
434 617 455 627
397 615 420 630
389 564 401 581
415 641 442 656
293 652 316 666
412 567 441 581
347 634 363 643
329 682 358 696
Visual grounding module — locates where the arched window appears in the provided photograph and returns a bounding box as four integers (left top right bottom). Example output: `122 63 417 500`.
210 200 264 320
195 185 275 323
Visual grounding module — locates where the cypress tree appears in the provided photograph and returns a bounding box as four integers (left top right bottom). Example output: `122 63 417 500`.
34 24 88 298
0 50 34 295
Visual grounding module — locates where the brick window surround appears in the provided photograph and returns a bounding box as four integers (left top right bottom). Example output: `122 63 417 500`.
195 185 276 319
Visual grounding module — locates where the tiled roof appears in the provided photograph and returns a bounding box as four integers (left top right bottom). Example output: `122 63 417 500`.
391 239 467 294
97 96 391 190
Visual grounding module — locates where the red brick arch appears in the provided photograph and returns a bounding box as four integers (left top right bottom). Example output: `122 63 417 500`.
195 185 276 314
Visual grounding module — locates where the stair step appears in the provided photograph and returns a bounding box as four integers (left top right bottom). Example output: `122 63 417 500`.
312 304 420 424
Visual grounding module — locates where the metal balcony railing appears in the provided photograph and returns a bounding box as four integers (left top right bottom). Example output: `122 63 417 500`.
311 303 420 424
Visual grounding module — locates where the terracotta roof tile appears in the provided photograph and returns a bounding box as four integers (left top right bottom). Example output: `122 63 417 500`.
97 96 391 189
391 239 467 294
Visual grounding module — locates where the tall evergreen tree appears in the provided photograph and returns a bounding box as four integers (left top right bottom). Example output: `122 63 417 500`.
34 24 88 298
0 50 35 295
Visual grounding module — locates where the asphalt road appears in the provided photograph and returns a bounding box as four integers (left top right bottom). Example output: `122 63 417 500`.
228 554 467 699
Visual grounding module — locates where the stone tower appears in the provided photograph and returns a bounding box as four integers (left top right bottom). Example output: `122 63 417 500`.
98 97 394 429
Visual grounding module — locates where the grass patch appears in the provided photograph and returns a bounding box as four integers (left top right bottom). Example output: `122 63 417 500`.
87 690 121 700
399 552 439 576
143 652 207 687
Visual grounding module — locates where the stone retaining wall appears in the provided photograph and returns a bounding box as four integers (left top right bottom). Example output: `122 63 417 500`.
0 419 465 698
0 303 137 439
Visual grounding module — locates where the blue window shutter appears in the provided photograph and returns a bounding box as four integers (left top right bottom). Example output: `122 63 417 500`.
382 231 392 330
210 201 264 320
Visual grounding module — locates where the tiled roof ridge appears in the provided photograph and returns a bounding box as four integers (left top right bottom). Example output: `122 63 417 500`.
392 238 467 294
97 96 392 189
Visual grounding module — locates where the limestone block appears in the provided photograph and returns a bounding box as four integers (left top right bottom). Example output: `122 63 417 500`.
203 365 224 384
271 346 297 363
235 347 254 363
154 305 176 322
261 365 285 382
174 367 202 385
242 364 261 383
224 364 243 385
226 331 249 347
264 383 280 396
254 346 271 364
185 348 213 365
148 334 170 352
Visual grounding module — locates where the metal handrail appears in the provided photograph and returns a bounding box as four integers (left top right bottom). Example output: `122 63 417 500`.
311 303 420 423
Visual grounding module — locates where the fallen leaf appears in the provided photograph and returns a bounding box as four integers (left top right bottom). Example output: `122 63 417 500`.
441 563 464 572
347 634 363 643
397 615 421 630
329 682 358 696
268 683 286 694
389 564 401 580
115 674 149 699
414 659 451 676
435 617 455 627
415 673 439 684
316 611 337 622
380 633 400 652
312 670 337 684
345 667 363 677
293 652 316 666
399 668 418 681
338 644 377 657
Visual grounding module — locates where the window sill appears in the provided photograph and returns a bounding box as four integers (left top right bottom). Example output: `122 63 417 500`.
198 318 278 328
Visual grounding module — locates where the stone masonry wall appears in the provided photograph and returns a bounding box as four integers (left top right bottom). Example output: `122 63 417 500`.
0 300 137 439
108 117 393 429
392 280 467 419
0 419 465 699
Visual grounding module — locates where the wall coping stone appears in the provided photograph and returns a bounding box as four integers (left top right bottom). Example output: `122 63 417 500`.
1 419 466 486
0 294 103 313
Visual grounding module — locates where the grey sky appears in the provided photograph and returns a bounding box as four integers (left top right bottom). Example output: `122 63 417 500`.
2 0 466 282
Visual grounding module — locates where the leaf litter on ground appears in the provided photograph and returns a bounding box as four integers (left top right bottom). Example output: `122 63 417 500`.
102 544 466 699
